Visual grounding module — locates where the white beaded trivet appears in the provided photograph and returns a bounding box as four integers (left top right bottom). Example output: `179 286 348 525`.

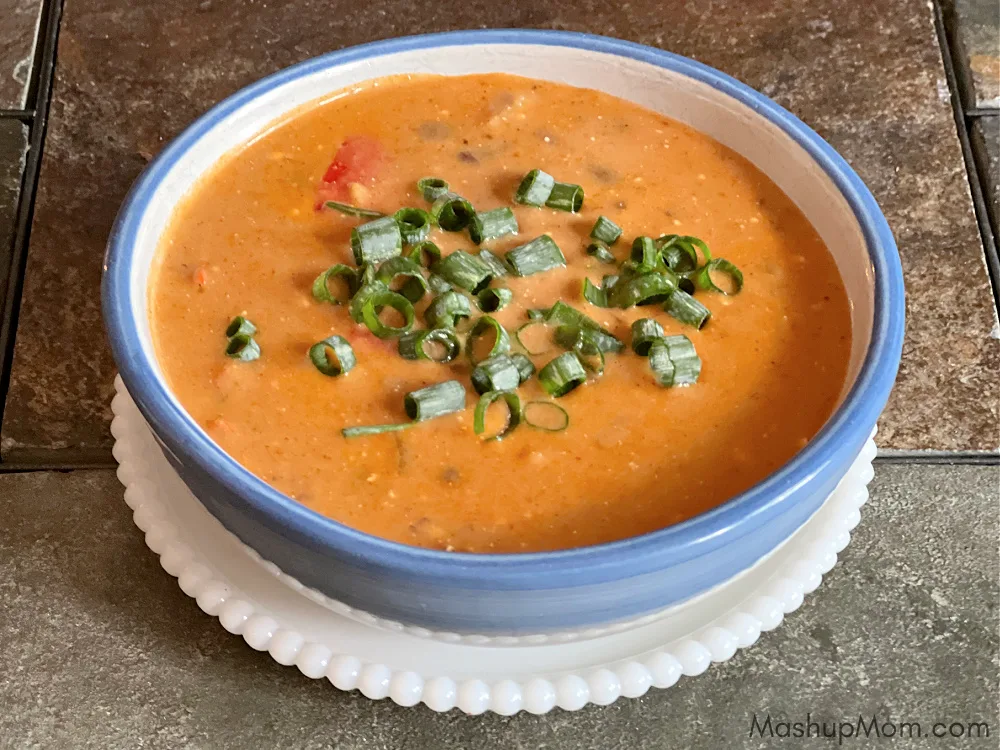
110 377 874 714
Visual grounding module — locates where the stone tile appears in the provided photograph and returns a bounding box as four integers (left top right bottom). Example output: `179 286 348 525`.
0 0 44 109
0 119 28 318
0 465 996 748
953 0 1000 110
3 0 999 462
972 116 999 234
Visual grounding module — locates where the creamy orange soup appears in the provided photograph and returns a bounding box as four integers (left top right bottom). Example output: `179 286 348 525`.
149 74 851 553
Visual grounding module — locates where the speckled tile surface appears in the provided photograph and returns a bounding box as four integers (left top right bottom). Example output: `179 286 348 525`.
0 0 44 109
2 0 999 462
953 0 1000 110
973 116 999 232
0 465 996 748
0 119 28 316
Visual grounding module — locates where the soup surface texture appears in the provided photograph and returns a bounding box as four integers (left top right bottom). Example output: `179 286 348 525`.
149 73 851 553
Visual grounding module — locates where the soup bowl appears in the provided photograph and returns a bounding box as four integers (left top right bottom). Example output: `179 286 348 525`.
102 30 904 636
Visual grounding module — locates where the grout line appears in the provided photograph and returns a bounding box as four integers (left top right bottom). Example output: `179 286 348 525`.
0 110 33 121
933 0 1000 312
967 107 1000 118
0 0 63 442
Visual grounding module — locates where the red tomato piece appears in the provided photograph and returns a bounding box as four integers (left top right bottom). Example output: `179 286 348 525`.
316 135 383 205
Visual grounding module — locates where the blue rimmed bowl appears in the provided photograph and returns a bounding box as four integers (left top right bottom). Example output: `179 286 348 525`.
102 30 904 636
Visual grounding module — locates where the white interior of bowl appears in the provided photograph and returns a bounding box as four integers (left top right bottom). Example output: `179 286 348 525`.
129 43 873 403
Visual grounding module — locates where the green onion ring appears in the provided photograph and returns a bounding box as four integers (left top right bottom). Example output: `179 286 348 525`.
225 316 257 338
375 256 429 303
473 390 522 441
470 354 521 395
351 216 402 265
514 319 551 356
468 207 519 245
225 333 260 361
406 240 442 268
538 351 587 397
404 380 466 421
308 335 356 376
509 352 536 383
589 216 622 246
476 287 513 313
505 234 566 277
630 318 665 356
424 291 472 330
431 249 493 293
586 240 617 264
514 168 555 206
467 316 511 365
523 401 569 432
431 192 476 231
398 328 461 363
361 290 416 338
664 289 712 329
695 258 744 295
417 176 450 202
311 264 357 305
393 207 435 245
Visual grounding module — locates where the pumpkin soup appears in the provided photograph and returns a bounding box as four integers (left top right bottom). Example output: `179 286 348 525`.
149 74 852 553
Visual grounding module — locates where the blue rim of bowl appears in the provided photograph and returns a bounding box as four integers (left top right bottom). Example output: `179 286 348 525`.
103 30 904 590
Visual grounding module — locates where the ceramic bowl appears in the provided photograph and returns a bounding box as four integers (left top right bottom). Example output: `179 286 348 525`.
102 30 904 635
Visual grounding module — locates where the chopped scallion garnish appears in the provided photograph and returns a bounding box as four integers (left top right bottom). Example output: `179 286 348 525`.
467 316 511 365
312 264 357 305
308 335 356 376
323 200 385 219
630 318 665 356
351 216 402 265
523 401 569 432
360 290 416 338
589 216 622 246
393 207 435 245
225 316 257 338
398 328 461 363
664 289 711 328
510 353 536 383
417 176 450 202
225 333 260 361
476 287 513 313
424 291 471 330
430 192 475 231
473 390 521 441
514 168 555 206
538 351 587 397
695 258 743 295
586 240 617 264
405 380 466 420
649 335 701 386
406 240 442 268
431 249 493 293
545 182 584 212
470 354 521 395
375 256 429 303
468 207 519 245
505 234 566 277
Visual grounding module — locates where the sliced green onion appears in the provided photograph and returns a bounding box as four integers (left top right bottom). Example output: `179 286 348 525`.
630 236 662 271
514 319 551 356
695 258 743 295
477 287 513 313
678 276 696 295
405 380 466 420
514 168 555 206
505 235 566 277
431 250 493 293
351 216 402 265
424 291 472 329
545 182 584 212
417 176 450 202
430 192 475 231
544 301 624 354
323 200 384 219
375 256 429 303
406 240 442 268
590 216 622 245
510 353 535 383
398 328 461 363
473 390 521 441
657 235 711 273
467 316 511 365
308 335 356 376
649 335 701 387
631 318 665 356
538 352 587 397
394 207 434 245
468 207 518 245
477 249 510 279
225 316 257 338
348 280 389 323
311 264 357 305
527 308 547 321
470 354 521 395
523 401 569 432
582 277 610 308
664 289 712 329
225 333 260 361
427 273 452 293
609 271 678 308
342 423 419 438
587 240 617 264
553 326 605 375
360 290 415 338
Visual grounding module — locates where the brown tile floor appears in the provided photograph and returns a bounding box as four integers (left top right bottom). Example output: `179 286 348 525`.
1 0 998 464
0 119 28 327
0 0 43 109
951 0 1000 110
